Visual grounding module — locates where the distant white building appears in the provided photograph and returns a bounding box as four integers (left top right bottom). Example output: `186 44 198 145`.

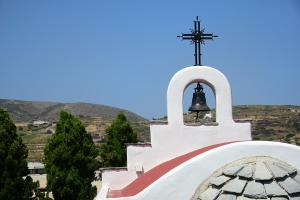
92 134 104 143
28 162 45 174
32 120 49 126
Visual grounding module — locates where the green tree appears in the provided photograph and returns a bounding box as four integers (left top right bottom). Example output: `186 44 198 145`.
44 111 99 200
100 113 137 167
0 108 37 200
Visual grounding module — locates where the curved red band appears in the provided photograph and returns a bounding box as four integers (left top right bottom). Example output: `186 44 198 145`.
107 141 236 198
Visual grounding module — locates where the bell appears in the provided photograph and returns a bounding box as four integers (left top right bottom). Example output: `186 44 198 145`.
189 82 210 119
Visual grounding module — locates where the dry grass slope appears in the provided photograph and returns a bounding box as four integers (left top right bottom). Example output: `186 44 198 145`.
1 99 299 161
0 99 150 161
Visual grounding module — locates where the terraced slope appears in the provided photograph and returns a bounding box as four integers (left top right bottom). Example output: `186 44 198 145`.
1 99 299 161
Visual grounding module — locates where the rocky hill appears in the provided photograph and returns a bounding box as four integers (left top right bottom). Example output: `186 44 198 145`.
183 105 300 145
159 105 300 146
233 105 300 144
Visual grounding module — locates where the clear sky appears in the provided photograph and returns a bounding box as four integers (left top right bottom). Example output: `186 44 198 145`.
0 0 299 119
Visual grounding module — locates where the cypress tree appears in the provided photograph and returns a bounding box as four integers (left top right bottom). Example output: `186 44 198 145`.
44 111 99 200
0 108 37 200
100 113 137 167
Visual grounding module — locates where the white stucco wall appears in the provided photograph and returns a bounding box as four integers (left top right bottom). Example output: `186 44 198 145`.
102 66 251 194
167 66 234 126
101 66 252 190
128 66 251 173
96 141 300 200
97 65 300 200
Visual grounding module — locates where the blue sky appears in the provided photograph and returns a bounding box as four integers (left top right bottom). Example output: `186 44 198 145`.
0 0 299 119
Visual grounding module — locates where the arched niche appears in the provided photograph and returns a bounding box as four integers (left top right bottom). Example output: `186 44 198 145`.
183 81 216 124
167 66 234 126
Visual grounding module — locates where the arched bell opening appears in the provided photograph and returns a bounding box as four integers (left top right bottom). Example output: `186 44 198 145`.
183 81 216 125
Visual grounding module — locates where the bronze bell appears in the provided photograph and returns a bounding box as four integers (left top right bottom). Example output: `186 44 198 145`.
189 82 210 119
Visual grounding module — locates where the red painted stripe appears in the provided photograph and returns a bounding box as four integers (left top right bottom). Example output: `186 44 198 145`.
107 141 236 198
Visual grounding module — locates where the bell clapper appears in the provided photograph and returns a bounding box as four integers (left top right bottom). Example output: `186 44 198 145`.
196 111 199 121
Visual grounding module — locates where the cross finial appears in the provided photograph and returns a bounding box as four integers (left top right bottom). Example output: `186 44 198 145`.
177 16 218 66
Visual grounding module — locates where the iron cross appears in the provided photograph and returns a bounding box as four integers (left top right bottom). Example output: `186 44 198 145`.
177 16 218 66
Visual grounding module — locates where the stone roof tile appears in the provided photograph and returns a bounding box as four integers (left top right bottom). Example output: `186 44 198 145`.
265 161 288 179
223 165 244 176
271 197 288 200
237 165 253 179
210 176 232 187
278 177 300 194
254 162 273 181
293 174 300 183
290 197 300 200
216 193 237 200
237 196 270 200
222 177 247 194
243 181 267 199
200 187 221 200
274 162 297 175
264 181 288 197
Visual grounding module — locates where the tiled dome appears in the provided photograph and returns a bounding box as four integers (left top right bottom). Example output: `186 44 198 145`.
191 157 300 200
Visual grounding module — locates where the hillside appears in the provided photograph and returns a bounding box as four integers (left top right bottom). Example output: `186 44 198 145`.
1 99 299 162
163 105 300 145
0 99 150 161
0 99 146 122
0 99 150 139
233 105 300 144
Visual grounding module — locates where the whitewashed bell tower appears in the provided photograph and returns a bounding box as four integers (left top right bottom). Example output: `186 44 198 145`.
96 18 300 200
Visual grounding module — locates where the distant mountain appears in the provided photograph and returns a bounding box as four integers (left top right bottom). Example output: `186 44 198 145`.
0 99 150 148
1 99 300 162
0 99 146 122
1 99 299 144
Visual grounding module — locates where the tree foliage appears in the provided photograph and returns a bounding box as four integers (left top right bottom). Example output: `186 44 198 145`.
100 113 137 167
0 108 38 200
44 111 99 200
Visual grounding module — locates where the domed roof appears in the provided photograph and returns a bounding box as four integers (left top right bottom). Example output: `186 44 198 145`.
191 156 300 200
